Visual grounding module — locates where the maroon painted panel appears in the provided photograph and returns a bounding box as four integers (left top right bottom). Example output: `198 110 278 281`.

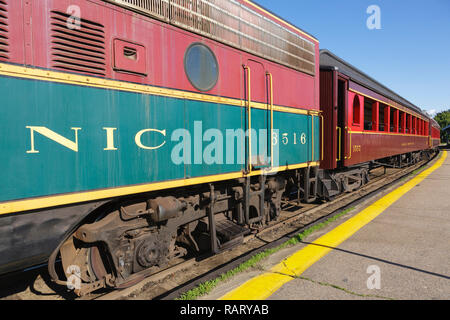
10 0 319 111
344 133 430 166
432 139 440 147
247 59 266 103
319 69 337 170
349 81 425 121
1 0 25 64
348 91 364 131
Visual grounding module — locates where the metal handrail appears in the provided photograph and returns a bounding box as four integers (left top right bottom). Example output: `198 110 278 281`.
266 72 274 168
244 65 251 173
311 115 314 161
319 114 324 161
346 126 352 160
336 126 342 162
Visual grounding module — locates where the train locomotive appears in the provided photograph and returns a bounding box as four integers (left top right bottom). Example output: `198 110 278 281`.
0 0 440 295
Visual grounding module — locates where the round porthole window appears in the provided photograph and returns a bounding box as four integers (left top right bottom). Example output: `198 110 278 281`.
184 43 219 92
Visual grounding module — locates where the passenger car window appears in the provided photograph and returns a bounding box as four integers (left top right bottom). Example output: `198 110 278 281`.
352 95 361 125
364 98 374 130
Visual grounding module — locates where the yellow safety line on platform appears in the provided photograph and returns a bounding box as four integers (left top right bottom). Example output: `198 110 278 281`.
220 151 447 300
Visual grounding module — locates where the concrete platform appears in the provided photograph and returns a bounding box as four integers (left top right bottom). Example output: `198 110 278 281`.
203 151 450 300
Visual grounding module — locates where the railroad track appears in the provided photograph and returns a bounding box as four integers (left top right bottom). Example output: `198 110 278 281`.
92 156 437 300
0 154 437 301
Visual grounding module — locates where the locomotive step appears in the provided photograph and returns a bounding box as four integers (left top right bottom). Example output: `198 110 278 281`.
216 220 251 244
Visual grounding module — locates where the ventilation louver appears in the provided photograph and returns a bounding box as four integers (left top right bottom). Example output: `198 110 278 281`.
0 0 9 61
50 11 106 76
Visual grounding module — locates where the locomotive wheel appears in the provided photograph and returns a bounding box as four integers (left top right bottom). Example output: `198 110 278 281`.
60 235 112 286
87 246 108 282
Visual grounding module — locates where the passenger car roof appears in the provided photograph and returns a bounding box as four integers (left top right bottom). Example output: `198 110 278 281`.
320 49 425 117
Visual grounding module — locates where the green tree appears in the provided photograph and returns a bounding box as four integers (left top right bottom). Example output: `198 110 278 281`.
434 109 450 142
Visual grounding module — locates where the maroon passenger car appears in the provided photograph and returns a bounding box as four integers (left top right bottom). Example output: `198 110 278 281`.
317 50 439 199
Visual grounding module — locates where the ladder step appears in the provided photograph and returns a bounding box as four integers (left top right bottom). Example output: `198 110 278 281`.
216 220 250 242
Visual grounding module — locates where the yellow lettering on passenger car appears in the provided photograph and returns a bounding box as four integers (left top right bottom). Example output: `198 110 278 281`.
353 145 361 152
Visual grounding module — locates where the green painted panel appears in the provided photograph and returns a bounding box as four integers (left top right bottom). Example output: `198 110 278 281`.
273 112 313 165
0 76 317 203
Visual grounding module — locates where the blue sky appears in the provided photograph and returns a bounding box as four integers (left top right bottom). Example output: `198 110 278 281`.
255 0 450 115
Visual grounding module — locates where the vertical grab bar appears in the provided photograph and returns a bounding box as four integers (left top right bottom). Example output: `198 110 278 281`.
319 113 324 161
311 114 314 161
347 127 352 160
266 72 274 168
244 65 251 173
336 126 342 162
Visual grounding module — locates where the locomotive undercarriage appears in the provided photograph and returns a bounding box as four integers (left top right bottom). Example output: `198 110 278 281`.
52 150 435 296
53 174 289 296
